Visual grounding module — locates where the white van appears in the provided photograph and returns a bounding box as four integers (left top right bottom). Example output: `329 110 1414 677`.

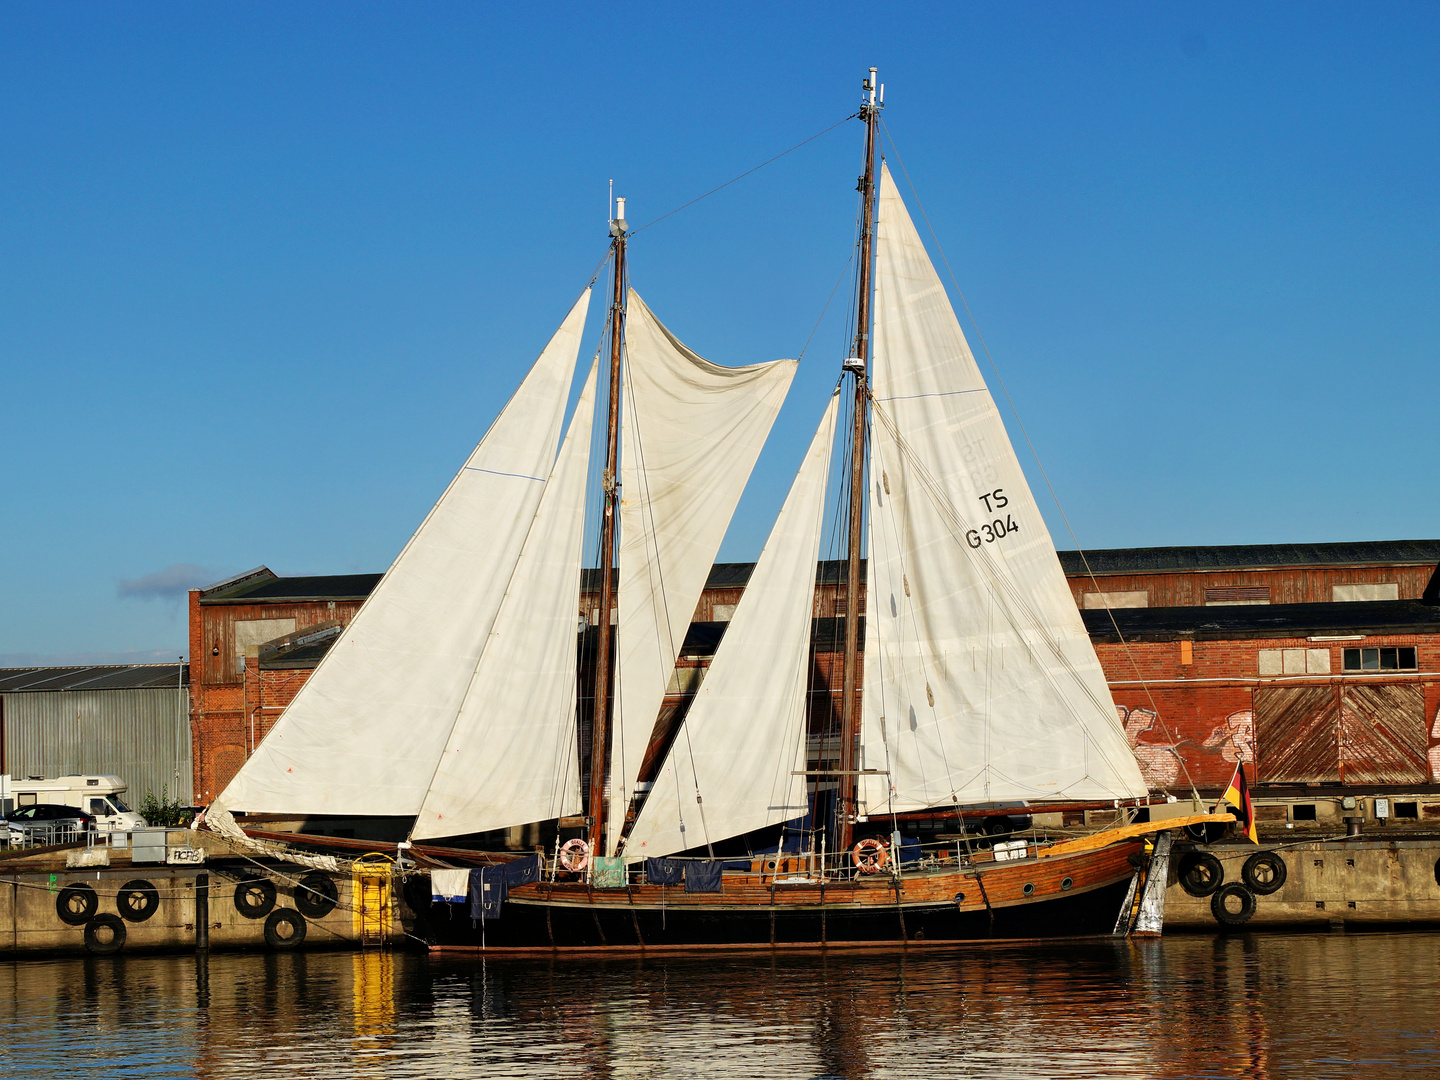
3 775 148 831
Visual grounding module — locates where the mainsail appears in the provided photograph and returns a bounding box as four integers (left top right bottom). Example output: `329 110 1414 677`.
411 358 600 840
610 290 796 852
214 290 591 817
624 391 840 861
858 165 1146 813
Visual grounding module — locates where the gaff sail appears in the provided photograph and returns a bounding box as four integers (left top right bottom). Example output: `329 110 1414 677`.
624 391 840 861
609 290 796 853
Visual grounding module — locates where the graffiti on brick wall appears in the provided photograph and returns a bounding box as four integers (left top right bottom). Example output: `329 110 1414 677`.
1119 706 1253 788
1119 707 1180 788
1204 710 1254 765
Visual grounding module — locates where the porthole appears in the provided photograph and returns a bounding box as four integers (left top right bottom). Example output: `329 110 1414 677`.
953 891 966 905
1060 877 1073 891
1022 882 1035 896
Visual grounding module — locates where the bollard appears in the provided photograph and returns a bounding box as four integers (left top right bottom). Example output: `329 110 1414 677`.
1344 815 1364 837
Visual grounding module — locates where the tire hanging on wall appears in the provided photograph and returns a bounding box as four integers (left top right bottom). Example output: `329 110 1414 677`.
1210 883 1257 927
117 879 161 922
264 908 307 949
233 874 277 919
1241 851 1287 895
1177 852 1225 897
293 871 339 919
56 883 99 926
84 913 127 955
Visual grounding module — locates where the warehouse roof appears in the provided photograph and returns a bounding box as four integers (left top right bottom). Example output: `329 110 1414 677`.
199 540 1440 611
1083 600 1440 643
200 572 383 605
1056 539 1440 576
0 664 189 692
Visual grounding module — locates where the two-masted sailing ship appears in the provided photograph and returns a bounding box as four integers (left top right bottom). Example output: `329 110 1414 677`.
210 71 1227 949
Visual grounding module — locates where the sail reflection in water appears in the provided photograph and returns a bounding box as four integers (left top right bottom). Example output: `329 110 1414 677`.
3 935 1439 1078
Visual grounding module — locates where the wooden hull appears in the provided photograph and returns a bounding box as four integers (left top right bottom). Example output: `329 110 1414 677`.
418 839 1144 953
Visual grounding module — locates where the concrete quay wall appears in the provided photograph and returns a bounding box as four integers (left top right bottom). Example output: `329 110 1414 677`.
0 849 406 957
1165 837 1440 930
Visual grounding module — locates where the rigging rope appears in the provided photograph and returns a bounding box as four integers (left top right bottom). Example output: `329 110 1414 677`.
630 113 858 236
878 119 1201 804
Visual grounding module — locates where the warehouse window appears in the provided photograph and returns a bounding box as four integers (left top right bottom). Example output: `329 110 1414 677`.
1258 648 1330 675
1081 590 1148 609
1332 583 1399 602
1342 647 1417 672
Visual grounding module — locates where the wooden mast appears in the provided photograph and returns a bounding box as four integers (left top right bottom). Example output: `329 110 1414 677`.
588 197 628 857
837 69 881 856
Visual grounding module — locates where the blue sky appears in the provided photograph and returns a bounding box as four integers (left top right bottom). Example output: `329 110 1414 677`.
1 3 1436 663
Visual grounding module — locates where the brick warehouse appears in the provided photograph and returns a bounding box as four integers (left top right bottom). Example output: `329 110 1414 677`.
188 540 1440 809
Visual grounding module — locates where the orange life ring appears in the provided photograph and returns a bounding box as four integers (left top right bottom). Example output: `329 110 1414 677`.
852 838 890 874
559 838 590 872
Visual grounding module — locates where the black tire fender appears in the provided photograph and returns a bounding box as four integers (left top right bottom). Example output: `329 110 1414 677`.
1241 851 1287 895
117 879 161 922
234 874 277 919
293 871 339 919
1211 882 1257 926
84 913 127 955
56 883 99 926
264 907 307 949
1177 851 1224 897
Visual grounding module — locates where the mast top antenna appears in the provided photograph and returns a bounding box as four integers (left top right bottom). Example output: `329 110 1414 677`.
864 67 883 111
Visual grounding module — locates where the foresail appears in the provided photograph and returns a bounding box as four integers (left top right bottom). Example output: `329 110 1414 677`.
610 290 796 854
411 359 599 840
625 391 839 862
214 290 592 817
858 165 1145 814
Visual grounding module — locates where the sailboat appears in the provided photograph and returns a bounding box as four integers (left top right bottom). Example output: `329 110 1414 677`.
210 70 1228 949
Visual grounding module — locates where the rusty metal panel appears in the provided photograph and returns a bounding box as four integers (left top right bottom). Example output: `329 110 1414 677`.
1 688 192 803
1339 683 1427 783
1254 686 1339 783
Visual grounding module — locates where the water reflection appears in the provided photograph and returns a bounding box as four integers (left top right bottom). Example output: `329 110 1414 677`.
3 934 1438 1078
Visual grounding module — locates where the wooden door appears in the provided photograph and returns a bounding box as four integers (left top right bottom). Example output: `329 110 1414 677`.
1339 684 1427 783
1254 686 1340 783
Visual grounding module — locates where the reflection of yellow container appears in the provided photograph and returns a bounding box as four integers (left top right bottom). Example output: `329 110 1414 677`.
351 856 394 946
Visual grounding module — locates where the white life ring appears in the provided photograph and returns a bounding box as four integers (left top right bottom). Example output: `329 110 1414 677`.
559 838 590 872
852 838 890 874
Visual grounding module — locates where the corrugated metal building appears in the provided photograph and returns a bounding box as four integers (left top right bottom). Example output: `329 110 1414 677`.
0 664 192 804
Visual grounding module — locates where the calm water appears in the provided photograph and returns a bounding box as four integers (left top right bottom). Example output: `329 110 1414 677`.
3 934 1438 1078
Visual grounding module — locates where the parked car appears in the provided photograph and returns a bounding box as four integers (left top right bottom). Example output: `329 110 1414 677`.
4 804 97 846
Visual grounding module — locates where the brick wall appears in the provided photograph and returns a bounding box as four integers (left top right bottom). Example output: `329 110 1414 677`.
188 590 365 803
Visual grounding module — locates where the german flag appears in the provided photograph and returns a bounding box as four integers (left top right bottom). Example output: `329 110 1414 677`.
1218 761 1258 843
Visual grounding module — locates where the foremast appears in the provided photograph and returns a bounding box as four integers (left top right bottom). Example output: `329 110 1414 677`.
588 197 628 856
837 69 882 855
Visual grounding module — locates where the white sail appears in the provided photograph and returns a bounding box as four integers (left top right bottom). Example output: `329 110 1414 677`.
215 290 592 817
624 391 840 861
610 290 796 852
411 359 599 840
858 165 1146 814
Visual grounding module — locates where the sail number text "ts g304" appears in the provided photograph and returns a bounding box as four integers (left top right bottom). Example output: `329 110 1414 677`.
967 489 1020 549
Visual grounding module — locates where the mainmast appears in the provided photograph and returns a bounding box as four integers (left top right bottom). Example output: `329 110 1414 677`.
837 68 882 855
588 195 628 856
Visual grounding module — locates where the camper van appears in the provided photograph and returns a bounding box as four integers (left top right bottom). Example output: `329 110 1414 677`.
3 775 147 831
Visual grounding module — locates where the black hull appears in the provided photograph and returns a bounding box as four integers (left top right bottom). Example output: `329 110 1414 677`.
412 876 1136 953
